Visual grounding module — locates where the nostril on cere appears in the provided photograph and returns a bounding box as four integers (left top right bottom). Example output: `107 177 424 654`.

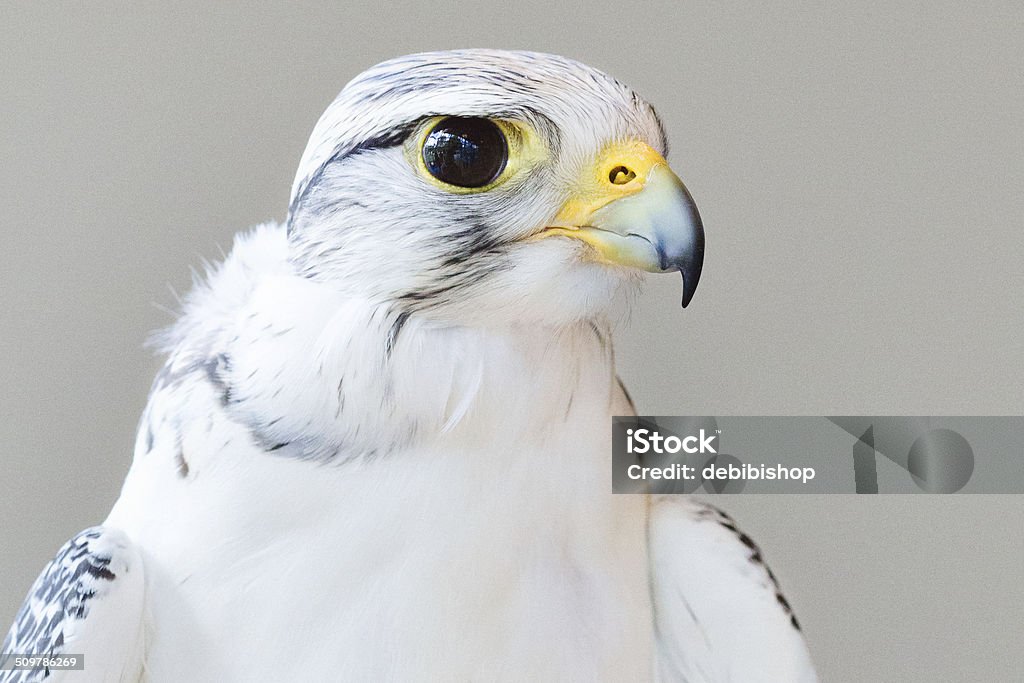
609 165 637 185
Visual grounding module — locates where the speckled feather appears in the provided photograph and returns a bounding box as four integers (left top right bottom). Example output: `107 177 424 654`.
1 529 144 683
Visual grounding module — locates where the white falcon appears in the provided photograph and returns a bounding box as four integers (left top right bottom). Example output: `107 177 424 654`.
2 50 817 682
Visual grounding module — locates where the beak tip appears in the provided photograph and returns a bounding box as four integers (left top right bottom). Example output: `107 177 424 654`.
680 273 697 308
676 247 703 309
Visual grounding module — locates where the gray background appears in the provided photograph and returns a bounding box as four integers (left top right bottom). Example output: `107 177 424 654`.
1 2 1022 680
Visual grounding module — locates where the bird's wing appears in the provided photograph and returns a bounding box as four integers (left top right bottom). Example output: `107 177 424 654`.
1 527 145 683
649 498 818 682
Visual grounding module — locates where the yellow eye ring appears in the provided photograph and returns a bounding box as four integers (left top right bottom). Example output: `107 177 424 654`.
408 117 540 194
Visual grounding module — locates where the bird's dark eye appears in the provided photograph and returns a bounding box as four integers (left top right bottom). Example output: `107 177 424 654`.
421 117 508 189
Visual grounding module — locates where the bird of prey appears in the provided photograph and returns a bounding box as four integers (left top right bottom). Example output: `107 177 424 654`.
2 50 817 682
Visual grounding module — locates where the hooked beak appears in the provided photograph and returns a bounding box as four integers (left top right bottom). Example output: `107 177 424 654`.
540 142 704 307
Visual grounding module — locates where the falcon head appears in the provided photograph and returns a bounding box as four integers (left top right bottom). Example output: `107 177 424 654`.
287 50 703 326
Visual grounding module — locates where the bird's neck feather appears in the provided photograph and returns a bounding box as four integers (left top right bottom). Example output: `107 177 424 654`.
207 269 618 461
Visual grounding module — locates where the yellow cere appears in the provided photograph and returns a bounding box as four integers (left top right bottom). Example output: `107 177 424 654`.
549 140 668 228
